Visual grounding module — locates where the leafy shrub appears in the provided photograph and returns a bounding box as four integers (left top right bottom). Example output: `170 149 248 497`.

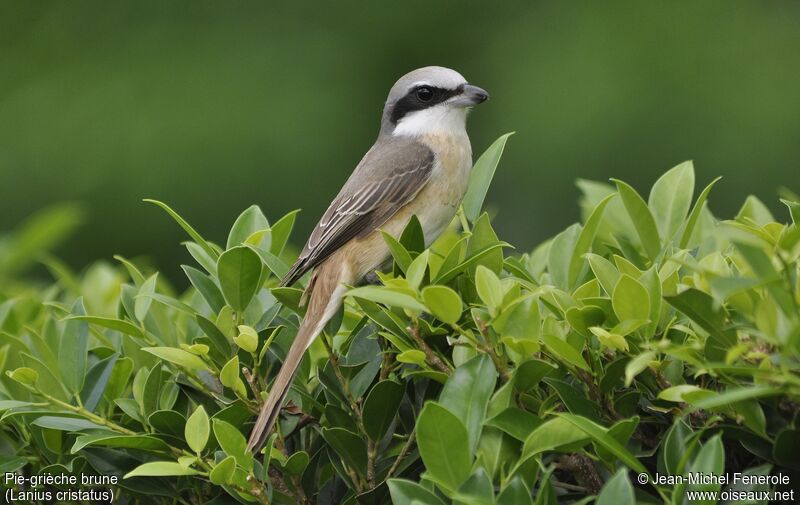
1 134 799 504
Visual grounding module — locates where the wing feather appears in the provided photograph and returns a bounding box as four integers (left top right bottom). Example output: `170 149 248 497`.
281 138 435 286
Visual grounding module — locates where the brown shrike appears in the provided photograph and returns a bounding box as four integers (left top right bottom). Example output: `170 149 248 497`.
247 66 489 452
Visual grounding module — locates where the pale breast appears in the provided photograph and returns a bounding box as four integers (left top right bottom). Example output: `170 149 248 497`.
345 132 473 278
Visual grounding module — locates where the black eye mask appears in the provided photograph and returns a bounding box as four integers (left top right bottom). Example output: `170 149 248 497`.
390 84 464 124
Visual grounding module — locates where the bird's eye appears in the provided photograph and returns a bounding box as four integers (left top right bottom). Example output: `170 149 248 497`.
415 86 434 102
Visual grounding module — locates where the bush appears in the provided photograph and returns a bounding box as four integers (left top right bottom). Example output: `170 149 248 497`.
1 135 798 504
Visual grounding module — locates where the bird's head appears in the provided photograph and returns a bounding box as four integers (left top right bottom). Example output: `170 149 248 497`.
381 66 489 138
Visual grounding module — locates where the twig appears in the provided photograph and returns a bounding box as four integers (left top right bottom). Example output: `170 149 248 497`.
386 430 416 480
242 366 262 400
407 323 452 374
472 317 511 382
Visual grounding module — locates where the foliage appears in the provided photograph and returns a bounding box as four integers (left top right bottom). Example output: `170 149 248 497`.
1 136 799 504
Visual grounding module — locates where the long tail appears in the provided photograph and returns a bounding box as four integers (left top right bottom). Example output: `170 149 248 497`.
247 261 346 453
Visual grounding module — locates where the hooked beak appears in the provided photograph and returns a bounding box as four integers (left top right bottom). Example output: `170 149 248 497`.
450 83 490 107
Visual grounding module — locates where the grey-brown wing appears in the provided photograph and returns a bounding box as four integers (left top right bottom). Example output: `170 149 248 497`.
280 138 435 286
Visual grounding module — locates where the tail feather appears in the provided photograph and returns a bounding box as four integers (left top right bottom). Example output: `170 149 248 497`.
247 263 346 453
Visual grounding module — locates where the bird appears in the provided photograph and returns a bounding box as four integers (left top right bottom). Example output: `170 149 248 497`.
246 66 489 452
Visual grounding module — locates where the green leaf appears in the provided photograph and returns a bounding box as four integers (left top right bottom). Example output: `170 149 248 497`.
513 359 556 391
362 380 404 441
475 265 504 314
113 254 147 286
456 468 494 503
182 265 225 313
416 402 472 493
569 194 614 287
185 406 210 454
612 178 661 260
648 161 695 240
144 199 218 260
397 349 427 366
547 223 581 290
612 274 650 322
217 246 263 312
148 410 186 437
686 385 783 412
220 356 239 388
209 455 236 485
624 351 656 386
586 253 620 296
71 433 170 453
31 416 105 432
664 289 736 347
347 286 426 312
497 477 534 505
463 132 514 222
388 479 447 505
659 419 692 475
382 230 412 272
140 365 163 420
589 326 629 352
684 434 724 504
134 273 158 322
556 413 647 474
485 407 542 442
422 285 462 325
780 198 800 224
321 427 367 475
6 367 38 386
596 468 635 505
183 241 218 275
228 205 270 249
494 296 540 349
66 315 144 339
542 333 590 372
400 215 426 253
212 419 252 471
283 451 310 476
658 385 707 402
406 249 430 290
468 214 506 275
124 461 202 478
234 325 258 353
142 347 209 371
439 354 497 454
680 176 722 248
521 417 589 459
249 245 290 280
269 209 299 256
61 298 89 394
639 266 662 337
734 241 795 315
737 195 775 226
80 353 119 412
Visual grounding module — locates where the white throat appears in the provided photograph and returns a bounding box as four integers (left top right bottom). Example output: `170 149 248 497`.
392 105 468 138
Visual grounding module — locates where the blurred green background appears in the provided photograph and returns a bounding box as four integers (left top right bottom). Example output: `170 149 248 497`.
2 0 800 282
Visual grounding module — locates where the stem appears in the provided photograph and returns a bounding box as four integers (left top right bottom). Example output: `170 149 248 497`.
39 391 136 435
472 317 511 382
242 366 262 399
385 430 416 480
407 322 452 374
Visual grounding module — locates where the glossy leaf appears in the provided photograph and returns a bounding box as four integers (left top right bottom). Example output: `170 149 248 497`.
416 402 471 493
217 246 263 312
463 132 514 222
185 406 210 454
